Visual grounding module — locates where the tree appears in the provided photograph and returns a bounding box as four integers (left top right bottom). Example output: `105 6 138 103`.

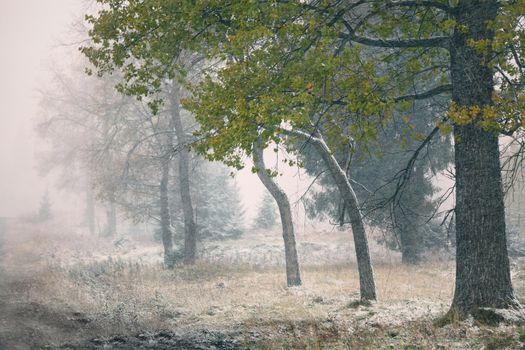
84 178 96 235
168 87 197 265
38 54 179 263
169 160 245 241
39 190 52 221
319 0 523 315
37 59 101 233
318 0 524 317
82 0 525 312
444 0 513 318
191 0 524 317
191 162 244 241
159 156 175 266
254 193 278 230
302 99 452 264
253 140 301 286
502 135 525 255
81 0 378 302
40 52 246 266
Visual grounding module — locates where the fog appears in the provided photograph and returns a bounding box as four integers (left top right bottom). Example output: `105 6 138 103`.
0 1 312 222
0 0 453 223
0 2 523 349
0 0 81 217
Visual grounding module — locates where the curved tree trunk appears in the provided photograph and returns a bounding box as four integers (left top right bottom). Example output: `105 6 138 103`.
449 0 516 315
252 141 302 286
308 132 376 301
160 159 175 268
169 87 197 265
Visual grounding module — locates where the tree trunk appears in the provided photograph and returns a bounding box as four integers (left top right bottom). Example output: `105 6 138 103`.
160 159 175 268
449 0 516 315
395 166 424 265
252 141 302 286
85 183 95 235
169 87 197 265
309 132 376 301
396 213 421 265
105 193 117 236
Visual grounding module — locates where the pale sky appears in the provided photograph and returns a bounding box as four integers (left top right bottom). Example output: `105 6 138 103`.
0 0 313 222
0 0 83 216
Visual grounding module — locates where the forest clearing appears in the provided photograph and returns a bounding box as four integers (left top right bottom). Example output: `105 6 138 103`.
1 217 525 349
2 1 525 349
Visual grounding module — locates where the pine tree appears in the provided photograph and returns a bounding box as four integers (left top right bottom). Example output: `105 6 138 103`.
253 193 278 230
170 161 244 241
195 163 244 240
301 98 452 263
39 190 52 221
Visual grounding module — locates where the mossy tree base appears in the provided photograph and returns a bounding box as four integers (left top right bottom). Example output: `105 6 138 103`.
435 302 525 327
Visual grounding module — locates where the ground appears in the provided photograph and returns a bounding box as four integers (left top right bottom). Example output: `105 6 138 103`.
1 217 525 349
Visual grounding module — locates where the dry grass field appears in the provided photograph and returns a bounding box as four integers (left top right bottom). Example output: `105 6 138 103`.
1 217 525 349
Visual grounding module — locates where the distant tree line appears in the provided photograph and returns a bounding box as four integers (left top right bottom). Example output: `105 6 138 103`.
38 58 245 267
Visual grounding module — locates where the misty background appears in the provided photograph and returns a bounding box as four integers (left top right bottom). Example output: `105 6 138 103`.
0 0 313 222
1 2 525 349
0 0 80 217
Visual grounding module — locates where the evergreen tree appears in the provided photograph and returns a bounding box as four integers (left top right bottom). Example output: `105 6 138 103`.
39 190 52 221
301 99 452 263
194 162 244 240
253 193 278 230
170 161 244 241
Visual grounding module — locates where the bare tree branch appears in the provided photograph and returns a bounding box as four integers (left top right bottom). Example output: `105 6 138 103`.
394 84 453 102
340 19 450 49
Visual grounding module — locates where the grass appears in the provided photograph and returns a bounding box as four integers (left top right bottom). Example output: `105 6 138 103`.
0 218 524 349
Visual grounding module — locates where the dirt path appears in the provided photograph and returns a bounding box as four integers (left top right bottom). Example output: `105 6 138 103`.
0 220 244 349
0 220 74 348
0 219 94 349
60 330 244 350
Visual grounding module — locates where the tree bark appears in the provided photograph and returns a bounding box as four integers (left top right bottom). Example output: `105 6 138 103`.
252 141 302 286
395 166 424 265
169 87 197 265
306 132 376 301
449 0 517 315
160 159 175 268
396 214 421 265
105 193 117 236
85 183 95 235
